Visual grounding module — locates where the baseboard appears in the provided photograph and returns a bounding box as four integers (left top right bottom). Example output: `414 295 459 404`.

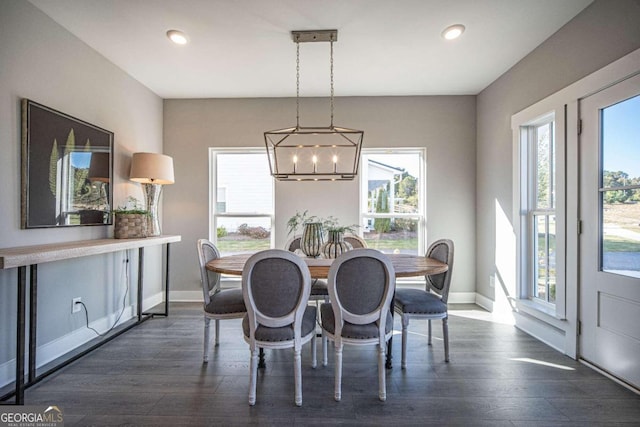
0 292 163 388
448 292 476 304
170 290 202 302
475 293 494 312
514 310 565 353
168 290 480 304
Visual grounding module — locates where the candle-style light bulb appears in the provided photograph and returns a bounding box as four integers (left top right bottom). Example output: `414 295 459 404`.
293 155 298 173
312 155 317 173
332 155 338 173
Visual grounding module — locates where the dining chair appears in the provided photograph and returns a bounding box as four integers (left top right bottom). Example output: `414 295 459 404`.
320 249 395 402
286 236 330 303
394 239 454 367
344 234 367 249
242 249 317 406
197 239 247 363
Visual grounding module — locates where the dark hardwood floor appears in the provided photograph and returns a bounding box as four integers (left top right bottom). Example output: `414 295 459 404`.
22 303 640 426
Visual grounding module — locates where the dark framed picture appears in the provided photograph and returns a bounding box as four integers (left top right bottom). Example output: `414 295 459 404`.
21 99 114 228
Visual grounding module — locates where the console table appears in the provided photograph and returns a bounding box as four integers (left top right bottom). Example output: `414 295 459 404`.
0 235 181 404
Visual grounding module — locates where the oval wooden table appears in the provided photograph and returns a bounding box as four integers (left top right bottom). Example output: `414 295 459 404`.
206 252 448 278
206 252 448 369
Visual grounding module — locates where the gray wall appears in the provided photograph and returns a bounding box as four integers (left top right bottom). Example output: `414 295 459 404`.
476 0 640 302
163 96 476 298
0 1 164 375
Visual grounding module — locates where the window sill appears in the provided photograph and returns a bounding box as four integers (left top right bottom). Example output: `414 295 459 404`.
515 299 567 330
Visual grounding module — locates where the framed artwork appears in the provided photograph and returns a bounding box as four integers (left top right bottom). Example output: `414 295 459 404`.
21 99 114 228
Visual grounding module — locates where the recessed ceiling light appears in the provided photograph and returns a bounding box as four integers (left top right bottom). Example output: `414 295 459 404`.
166 30 188 45
442 24 465 40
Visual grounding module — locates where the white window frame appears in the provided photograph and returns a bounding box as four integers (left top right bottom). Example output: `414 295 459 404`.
359 148 427 257
208 148 275 249
514 109 566 320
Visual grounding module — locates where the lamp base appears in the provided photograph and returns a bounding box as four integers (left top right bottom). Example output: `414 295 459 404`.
141 183 163 236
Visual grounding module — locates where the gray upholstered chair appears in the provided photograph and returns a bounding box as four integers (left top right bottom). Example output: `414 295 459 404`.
242 249 317 406
285 236 329 302
394 239 454 367
320 249 395 402
197 239 247 363
344 234 367 249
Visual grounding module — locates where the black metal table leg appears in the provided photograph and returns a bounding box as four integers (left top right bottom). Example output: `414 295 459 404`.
138 248 144 321
16 266 26 404
164 243 170 316
28 265 37 383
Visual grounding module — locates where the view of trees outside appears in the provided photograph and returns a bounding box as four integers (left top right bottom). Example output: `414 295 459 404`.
601 94 640 278
364 153 421 255
534 122 556 302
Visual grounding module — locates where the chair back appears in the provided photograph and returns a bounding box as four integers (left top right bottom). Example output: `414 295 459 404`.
344 234 367 249
285 236 302 252
197 239 221 306
425 239 454 303
328 249 395 330
242 249 311 334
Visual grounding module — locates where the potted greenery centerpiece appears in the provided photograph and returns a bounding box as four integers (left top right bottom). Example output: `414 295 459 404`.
321 220 358 259
113 196 149 239
287 211 358 258
287 210 326 258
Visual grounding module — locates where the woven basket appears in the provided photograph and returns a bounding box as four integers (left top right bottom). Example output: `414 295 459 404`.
114 213 148 239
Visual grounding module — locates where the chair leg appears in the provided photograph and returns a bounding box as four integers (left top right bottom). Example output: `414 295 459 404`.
322 331 328 367
294 348 302 406
428 319 432 345
443 317 450 363
401 316 409 369
334 342 343 402
378 344 387 401
215 319 220 346
311 334 317 368
249 348 258 405
203 317 211 363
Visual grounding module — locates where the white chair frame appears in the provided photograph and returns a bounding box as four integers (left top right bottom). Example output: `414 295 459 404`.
395 239 454 367
322 249 395 402
197 239 246 363
242 249 316 406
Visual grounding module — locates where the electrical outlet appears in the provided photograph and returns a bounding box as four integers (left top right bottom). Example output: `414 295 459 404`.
489 275 495 288
72 297 82 314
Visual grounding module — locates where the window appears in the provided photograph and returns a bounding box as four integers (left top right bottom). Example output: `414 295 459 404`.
521 115 557 305
359 149 426 256
209 149 274 255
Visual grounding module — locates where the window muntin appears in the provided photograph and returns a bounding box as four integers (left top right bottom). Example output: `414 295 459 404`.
360 150 425 256
210 150 274 255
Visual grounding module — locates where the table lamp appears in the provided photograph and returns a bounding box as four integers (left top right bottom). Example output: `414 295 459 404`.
129 152 174 236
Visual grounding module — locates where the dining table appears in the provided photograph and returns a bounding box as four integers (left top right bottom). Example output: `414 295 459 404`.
206 251 448 368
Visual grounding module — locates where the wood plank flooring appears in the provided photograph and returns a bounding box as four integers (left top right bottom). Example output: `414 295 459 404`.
21 303 640 426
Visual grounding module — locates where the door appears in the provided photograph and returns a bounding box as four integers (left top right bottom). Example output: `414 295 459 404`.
579 73 640 389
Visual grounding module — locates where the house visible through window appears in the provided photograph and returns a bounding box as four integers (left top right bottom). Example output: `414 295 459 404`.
209 149 274 255
360 149 426 256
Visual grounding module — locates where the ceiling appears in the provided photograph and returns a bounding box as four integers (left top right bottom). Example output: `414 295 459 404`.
29 0 593 99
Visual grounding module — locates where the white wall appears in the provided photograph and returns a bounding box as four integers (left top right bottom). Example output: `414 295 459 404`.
0 0 164 382
163 95 476 299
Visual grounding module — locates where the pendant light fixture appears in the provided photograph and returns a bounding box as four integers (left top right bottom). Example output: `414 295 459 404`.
264 30 364 181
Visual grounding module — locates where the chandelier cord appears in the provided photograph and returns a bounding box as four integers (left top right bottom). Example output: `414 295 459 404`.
296 37 300 129
330 37 334 128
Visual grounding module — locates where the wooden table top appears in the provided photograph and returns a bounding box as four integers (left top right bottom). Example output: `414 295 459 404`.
206 252 448 279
